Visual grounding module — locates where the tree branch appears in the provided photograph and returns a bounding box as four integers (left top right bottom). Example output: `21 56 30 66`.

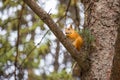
14 3 25 80
23 0 86 69
56 0 71 23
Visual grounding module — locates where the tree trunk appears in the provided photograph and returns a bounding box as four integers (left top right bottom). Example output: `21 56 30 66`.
81 0 119 80
111 21 120 79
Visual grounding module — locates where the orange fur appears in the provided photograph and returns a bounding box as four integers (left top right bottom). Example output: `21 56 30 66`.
65 25 83 51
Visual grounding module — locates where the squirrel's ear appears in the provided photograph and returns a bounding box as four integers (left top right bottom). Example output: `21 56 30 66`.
70 24 72 29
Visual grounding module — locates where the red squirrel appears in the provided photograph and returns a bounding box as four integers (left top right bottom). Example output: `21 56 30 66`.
65 25 83 51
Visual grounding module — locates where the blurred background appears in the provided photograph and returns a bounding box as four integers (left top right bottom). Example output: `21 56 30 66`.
0 0 84 80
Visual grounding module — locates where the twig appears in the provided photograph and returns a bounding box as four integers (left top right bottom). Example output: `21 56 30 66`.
56 0 71 23
14 3 25 80
74 1 80 29
20 30 49 66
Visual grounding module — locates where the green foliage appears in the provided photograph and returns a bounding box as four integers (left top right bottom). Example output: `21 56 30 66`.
79 28 94 51
58 4 66 17
0 35 14 62
24 40 35 53
37 41 50 55
81 29 94 43
3 0 20 7
47 70 73 80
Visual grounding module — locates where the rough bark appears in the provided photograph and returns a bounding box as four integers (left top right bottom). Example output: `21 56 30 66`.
81 0 119 80
110 16 120 80
23 0 89 73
